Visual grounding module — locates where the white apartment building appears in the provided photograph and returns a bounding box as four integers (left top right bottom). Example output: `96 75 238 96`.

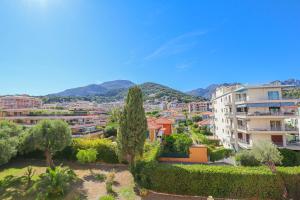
212 83 299 151
188 101 211 113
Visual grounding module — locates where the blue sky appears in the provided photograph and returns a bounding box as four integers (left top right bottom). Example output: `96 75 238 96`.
0 0 299 95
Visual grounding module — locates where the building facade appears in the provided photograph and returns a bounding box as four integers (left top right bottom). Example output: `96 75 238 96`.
0 96 42 109
212 84 299 150
188 101 211 113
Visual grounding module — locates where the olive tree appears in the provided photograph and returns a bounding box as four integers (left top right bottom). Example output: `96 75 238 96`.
252 141 286 198
0 121 23 165
30 120 72 169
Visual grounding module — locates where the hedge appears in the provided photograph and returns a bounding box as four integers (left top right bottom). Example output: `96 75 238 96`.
134 145 300 199
69 138 118 163
208 147 232 162
137 163 300 199
23 138 119 164
279 148 300 166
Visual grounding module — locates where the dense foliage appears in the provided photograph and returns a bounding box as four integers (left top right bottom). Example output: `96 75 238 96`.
282 88 300 99
236 150 260 166
117 86 148 165
138 164 300 199
279 148 300 166
0 121 23 165
22 120 72 168
163 134 193 154
134 143 300 199
72 138 118 163
208 147 232 162
29 166 77 199
76 149 98 164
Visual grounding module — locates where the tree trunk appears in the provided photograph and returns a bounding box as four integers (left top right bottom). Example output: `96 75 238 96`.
126 154 135 168
45 149 55 169
267 162 288 199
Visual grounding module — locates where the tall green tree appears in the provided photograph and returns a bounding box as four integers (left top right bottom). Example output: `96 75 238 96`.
0 121 23 165
24 120 72 169
117 86 147 166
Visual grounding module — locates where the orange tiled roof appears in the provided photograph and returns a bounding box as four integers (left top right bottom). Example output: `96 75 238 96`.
155 117 174 124
197 119 211 126
147 117 173 129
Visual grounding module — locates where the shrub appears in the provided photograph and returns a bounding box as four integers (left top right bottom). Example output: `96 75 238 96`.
137 163 300 199
29 166 77 199
119 186 136 200
279 148 300 166
236 150 260 166
99 195 115 200
104 126 117 138
76 149 98 164
73 138 118 163
209 147 232 162
163 134 192 154
105 170 116 194
95 173 106 182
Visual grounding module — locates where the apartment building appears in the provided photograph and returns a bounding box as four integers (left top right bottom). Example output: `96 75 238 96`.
188 101 211 113
0 96 42 109
212 83 299 150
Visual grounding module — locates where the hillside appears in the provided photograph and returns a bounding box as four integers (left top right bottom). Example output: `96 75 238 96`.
45 81 202 103
187 79 300 99
50 80 135 97
187 83 239 99
139 82 202 102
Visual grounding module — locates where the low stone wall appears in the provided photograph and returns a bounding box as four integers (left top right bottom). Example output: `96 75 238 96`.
159 145 208 163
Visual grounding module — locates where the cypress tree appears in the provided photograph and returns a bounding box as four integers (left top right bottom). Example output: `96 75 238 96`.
117 86 147 166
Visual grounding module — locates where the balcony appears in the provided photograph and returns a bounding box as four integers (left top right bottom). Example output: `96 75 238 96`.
238 139 251 149
236 111 298 118
248 127 299 133
236 126 299 133
235 97 298 104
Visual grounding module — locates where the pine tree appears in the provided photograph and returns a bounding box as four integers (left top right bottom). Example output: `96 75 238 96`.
117 86 147 166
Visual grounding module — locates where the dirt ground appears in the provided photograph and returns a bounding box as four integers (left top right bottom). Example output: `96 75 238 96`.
0 159 217 200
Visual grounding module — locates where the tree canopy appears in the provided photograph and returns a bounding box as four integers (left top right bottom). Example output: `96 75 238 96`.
0 121 23 165
117 86 148 165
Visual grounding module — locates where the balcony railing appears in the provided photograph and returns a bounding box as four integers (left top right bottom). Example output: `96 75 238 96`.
248 127 299 132
236 111 297 117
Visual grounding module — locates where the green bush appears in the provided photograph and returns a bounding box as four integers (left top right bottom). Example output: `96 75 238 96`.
209 147 232 162
236 150 260 166
137 163 300 199
104 126 117 138
99 195 115 200
76 149 98 164
29 166 77 199
72 138 118 163
163 134 192 154
279 148 300 166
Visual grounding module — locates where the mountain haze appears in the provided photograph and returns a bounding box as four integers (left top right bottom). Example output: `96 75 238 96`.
50 80 135 97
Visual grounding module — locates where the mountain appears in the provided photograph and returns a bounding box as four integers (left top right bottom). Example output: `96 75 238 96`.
187 83 239 99
187 79 300 99
271 79 300 87
50 80 135 97
46 80 202 103
139 82 202 102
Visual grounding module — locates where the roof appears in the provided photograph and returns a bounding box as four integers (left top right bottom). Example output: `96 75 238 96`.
201 111 213 116
197 119 211 126
147 117 173 130
147 118 163 130
155 117 174 124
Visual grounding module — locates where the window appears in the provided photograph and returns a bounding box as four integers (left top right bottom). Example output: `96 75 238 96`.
268 91 279 100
